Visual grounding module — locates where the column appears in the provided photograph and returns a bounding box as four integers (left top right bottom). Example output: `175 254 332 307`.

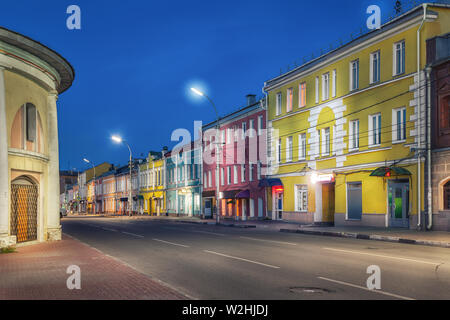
0 67 14 247
46 90 61 240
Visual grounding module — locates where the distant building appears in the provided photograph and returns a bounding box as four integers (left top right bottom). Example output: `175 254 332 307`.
0 26 74 248
59 170 79 195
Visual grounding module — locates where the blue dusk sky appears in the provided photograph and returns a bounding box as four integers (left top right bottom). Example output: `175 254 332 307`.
0 0 436 171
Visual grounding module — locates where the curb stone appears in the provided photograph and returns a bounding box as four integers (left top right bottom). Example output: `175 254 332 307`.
279 229 450 248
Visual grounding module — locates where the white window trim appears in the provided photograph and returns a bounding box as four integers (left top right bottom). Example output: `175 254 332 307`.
287 88 293 112
369 113 382 148
349 119 360 152
392 107 407 143
299 82 306 108
350 59 359 91
322 73 329 101
393 40 405 76
332 70 337 98
315 77 319 104
370 50 380 84
276 92 282 116
294 184 308 213
298 133 306 161
286 136 293 163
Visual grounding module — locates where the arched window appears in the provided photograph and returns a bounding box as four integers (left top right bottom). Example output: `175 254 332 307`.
444 181 450 210
10 103 44 153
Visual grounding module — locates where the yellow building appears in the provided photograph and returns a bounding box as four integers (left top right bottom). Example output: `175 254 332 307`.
263 4 450 228
139 150 166 216
0 27 74 247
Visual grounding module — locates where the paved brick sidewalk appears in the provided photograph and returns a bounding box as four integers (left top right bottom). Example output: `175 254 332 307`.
0 235 188 300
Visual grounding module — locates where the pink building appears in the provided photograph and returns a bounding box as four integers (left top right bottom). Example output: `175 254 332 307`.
202 95 268 220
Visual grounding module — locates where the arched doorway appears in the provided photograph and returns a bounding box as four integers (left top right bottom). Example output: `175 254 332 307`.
10 176 38 243
444 180 450 210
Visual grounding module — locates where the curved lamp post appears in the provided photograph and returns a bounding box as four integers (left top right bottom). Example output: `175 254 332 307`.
112 135 133 216
83 158 96 214
191 87 221 225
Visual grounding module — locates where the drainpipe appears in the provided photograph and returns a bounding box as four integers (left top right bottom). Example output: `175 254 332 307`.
426 66 433 230
416 3 427 229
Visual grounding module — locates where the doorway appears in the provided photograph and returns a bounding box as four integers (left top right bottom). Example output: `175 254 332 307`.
10 177 38 243
388 181 410 228
321 183 335 223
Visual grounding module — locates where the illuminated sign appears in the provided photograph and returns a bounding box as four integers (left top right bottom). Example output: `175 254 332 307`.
311 173 335 184
272 186 284 193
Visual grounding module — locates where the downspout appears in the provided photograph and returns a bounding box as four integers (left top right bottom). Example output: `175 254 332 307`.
426 66 433 230
416 3 427 229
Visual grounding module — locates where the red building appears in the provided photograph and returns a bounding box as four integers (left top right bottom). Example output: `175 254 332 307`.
202 95 268 220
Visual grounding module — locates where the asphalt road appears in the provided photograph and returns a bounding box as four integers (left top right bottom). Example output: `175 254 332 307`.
62 217 450 300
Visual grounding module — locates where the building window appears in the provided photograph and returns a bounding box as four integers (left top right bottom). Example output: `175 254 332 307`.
257 161 261 180
369 113 382 146
299 82 306 107
392 107 407 142
349 119 360 150
241 164 246 182
242 122 247 139
234 125 239 142
316 130 321 157
315 77 319 103
227 166 231 185
393 40 405 76
350 59 359 91
276 92 282 116
298 133 306 160
221 167 225 186
208 171 212 188
444 181 450 210
287 88 293 112
370 51 380 84
322 127 330 156
221 130 226 144
233 165 238 184
295 185 308 212
322 73 329 101
277 138 282 163
439 95 450 133
26 103 37 142
258 115 264 135
227 128 232 144
249 163 254 182
286 136 293 162
249 119 255 138
332 70 337 98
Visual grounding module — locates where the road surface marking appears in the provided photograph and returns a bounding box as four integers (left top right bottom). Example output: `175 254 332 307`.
121 231 144 238
204 250 280 269
163 226 225 236
323 247 441 266
101 227 118 232
318 277 415 300
191 230 225 236
240 236 297 246
153 238 190 248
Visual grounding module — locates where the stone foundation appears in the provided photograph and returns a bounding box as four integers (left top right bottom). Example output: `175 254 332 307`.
47 227 62 241
334 213 387 227
281 211 314 224
0 234 17 248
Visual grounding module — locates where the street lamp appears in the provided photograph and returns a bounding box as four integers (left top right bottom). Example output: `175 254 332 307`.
83 158 96 214
111 135 133 216
191 87 221 225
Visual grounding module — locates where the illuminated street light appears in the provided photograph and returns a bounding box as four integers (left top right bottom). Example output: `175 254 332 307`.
83 158 96 215
111 135 133 216
191 87 221 224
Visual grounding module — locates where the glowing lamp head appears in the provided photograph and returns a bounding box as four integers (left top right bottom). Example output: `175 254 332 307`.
310 173 319 184
83 158 90 164
111 135 123 144
190 87 204 97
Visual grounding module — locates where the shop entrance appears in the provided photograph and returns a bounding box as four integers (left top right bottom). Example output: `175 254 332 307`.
388 181 410 228
321 183 335 223
10 177 38 243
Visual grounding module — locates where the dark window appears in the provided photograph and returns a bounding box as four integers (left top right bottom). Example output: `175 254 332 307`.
26 103 36 142
444 181 450 210
347 182 362 220
440 95 450 132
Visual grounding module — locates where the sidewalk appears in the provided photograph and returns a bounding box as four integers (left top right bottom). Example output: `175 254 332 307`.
281 226 450 248
0 234 188 300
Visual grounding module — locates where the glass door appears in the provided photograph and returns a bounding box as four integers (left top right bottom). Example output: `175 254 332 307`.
388 182 409 228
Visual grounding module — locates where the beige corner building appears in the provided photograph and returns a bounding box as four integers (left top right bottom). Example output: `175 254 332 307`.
0 27 74 248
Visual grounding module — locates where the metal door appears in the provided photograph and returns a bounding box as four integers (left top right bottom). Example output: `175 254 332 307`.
388 182 409 228
10 178 38 243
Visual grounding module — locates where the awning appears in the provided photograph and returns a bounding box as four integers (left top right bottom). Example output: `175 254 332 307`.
370 166 412 177
120 197 128 202
221 190 241 199
235 190 250 199
202 190 216 198
258 178 283 187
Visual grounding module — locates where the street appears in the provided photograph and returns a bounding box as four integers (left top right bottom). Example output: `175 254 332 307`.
62 217 450 300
